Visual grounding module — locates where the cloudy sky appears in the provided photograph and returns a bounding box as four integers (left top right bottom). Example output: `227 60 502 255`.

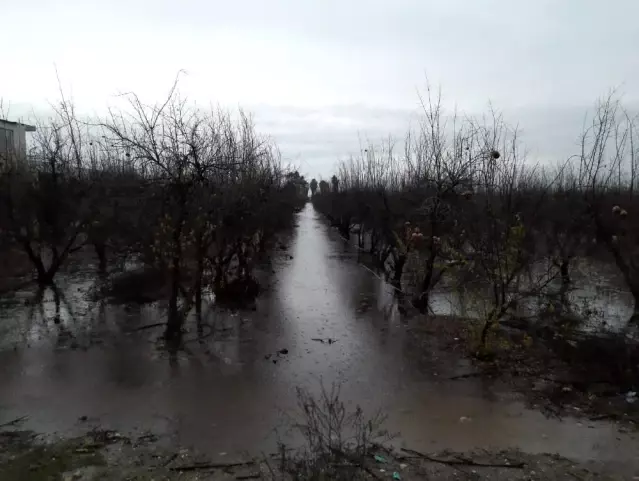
2 0 638 178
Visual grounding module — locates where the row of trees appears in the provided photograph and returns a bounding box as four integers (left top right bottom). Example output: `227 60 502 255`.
312 89 639 349
0 81 309 341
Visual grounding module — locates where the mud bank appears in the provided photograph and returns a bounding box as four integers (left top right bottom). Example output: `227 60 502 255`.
1 426 637 480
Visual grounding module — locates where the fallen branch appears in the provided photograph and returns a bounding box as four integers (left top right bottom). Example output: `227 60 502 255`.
235 474 261 480
589 413 618 422
311 338 337 344
400 448 525 469
170 461 255 472
0 416 28 428
449 371 483 380
160 453 178 467
329 447 383 480
126 323 165 333
567 471 588 480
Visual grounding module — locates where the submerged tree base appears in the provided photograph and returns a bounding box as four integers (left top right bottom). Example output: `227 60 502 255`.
214 277 261 307
97 267 168 304
417 314 639 426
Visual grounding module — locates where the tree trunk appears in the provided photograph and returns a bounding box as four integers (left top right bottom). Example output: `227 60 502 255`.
375 246 390 269
164 209 185 342
258 231 268 253
94 242 107 273
165 258 182 341
19 240 53 286
414 288 431 313
393 254 406 285
195 250 204 315
560 258 570 285
593 214 639 325
369 230 378 254
480 318 492 351
415 249 437 313
52 286 61 324
604 240 639 325
237 242 248 280
630 299 639 324
35 263 54 286
479 306 499 352
338 217 350 239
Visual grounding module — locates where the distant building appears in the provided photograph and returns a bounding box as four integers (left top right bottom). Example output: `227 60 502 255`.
0 119 36 168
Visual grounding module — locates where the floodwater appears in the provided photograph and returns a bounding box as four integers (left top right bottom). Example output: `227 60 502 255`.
0 203 637 462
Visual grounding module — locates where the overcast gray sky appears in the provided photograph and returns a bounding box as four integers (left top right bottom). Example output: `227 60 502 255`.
2 0 638 178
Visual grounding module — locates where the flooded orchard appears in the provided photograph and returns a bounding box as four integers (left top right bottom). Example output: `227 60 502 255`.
0 204 637 465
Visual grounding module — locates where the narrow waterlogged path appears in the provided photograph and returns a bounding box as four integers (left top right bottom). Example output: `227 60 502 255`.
0 204 637 461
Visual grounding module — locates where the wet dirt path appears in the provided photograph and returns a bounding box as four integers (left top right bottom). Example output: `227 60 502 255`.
0 203 637 463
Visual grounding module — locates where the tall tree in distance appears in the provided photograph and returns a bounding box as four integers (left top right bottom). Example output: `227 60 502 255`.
331 175 339 193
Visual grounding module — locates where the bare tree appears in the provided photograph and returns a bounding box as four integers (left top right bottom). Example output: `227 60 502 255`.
0 102 94 285
101 78 292 340
405 88 481 310
453 115 562 353
576 93 639 324
102 79 226 340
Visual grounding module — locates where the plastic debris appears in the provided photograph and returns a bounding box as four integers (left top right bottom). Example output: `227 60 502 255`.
374 455 387 463
626 391 637 403
393 472 401 480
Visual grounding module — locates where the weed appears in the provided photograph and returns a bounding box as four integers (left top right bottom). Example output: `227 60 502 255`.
272 382 391 480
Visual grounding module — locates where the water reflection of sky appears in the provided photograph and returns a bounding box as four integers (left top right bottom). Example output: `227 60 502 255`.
0 205 637 461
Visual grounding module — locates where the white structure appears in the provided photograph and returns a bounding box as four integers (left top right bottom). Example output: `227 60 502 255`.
0 119 36 168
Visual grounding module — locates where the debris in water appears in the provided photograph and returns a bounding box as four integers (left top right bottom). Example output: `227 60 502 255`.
374 455 387 463
0 415 28 428
459 416 472 423
311 338 336 344
278 348 289 355
392 472 401 480
626 391 637 403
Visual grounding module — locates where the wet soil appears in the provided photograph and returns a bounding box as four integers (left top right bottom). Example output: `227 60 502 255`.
1 426 636 480
404 316 639 428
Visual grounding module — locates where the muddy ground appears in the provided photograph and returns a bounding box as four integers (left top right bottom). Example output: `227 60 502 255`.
402 315 639 429
1 425 637 480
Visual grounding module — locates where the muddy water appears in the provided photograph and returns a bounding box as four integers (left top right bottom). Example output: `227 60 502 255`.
390 244 636 331
0 204 637 462
422 258 636 332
